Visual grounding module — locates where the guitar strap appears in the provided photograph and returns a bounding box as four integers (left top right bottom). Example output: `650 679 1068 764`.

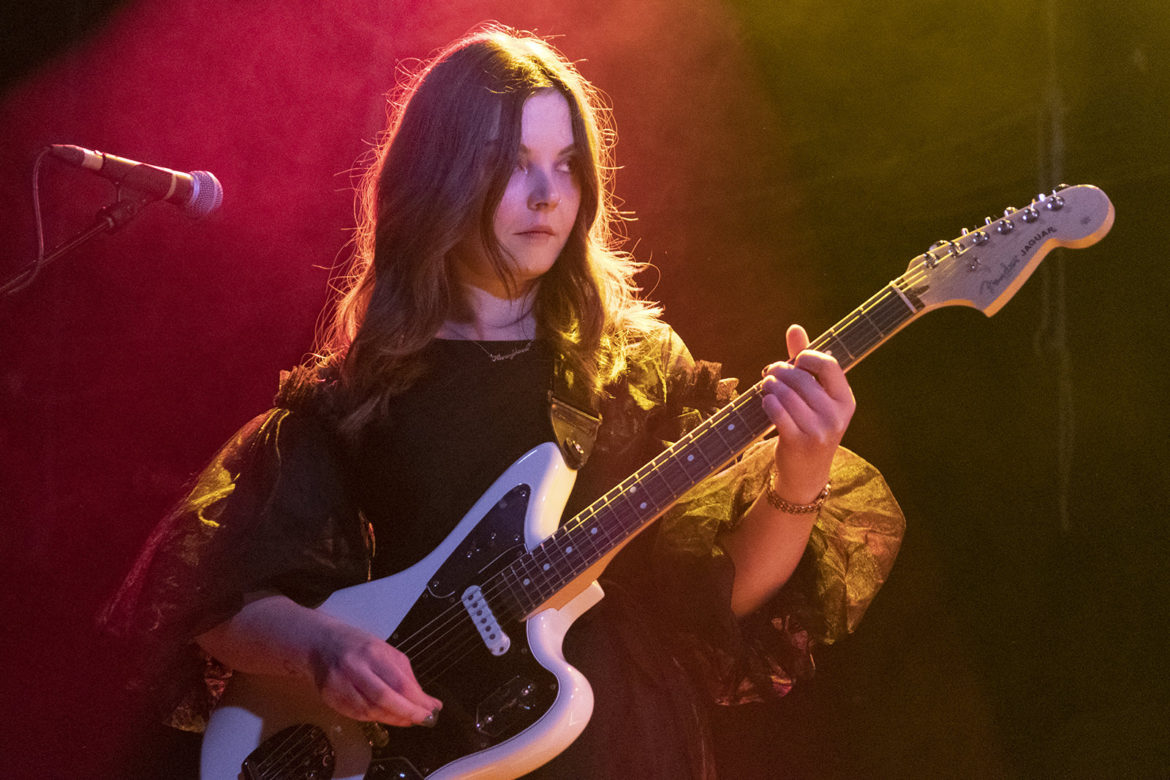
548 351 602 470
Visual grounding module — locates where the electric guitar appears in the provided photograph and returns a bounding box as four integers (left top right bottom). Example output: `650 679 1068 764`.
201 185 1114 779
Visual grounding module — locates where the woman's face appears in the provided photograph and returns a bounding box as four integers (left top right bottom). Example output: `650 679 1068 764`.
458 89 582 297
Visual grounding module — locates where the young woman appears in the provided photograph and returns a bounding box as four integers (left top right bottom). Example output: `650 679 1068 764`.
103 26 904 778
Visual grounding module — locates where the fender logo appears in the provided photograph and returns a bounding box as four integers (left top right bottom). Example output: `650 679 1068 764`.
980 226 1057 295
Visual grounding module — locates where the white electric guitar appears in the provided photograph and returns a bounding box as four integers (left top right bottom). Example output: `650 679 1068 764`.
201 185 1114 779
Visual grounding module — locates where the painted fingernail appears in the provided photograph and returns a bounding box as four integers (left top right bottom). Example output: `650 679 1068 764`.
420 708 439 728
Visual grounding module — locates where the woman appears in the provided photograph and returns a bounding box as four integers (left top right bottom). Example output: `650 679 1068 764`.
103 26 903 778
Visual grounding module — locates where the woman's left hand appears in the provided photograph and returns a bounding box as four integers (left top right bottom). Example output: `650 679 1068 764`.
759 324 856 506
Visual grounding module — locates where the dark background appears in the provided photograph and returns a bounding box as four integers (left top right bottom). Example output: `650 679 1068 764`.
2 1 1166 777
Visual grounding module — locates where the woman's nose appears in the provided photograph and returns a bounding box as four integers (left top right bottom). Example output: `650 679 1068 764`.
527 168 561 210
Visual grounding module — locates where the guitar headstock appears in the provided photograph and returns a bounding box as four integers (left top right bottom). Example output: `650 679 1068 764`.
900 184 1114 317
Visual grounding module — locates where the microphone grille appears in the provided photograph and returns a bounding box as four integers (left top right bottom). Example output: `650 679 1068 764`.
186 171 224 218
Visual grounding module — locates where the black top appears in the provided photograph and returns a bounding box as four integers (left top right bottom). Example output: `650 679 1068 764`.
354 339 554 578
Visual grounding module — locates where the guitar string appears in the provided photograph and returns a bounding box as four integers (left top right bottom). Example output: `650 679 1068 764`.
386 249 960 683
392 263 942 681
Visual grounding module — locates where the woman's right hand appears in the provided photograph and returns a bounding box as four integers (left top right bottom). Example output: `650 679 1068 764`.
307 618 443 727
197 594 442 727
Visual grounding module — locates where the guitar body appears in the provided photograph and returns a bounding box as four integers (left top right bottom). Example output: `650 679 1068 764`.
201 443 601 780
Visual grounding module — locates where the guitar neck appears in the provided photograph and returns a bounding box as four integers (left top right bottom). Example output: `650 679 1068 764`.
809 276 927 372
497 276 925 616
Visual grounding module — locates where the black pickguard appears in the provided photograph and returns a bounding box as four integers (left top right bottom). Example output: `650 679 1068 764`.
367 484 558 779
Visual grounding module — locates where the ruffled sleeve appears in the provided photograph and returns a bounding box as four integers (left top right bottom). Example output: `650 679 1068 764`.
604 326 905 705
98 387 369 730
657 440 903 704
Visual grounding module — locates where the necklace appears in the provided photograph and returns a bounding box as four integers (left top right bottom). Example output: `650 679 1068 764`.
442 322 536 362
471 339 534 362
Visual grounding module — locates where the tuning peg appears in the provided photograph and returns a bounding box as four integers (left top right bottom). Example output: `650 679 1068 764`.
1045 194 1065 210
1021 206 1040 223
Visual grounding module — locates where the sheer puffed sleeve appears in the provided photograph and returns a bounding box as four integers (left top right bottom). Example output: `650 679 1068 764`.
99 387 369 730
657 440 904 704
600 325 905 704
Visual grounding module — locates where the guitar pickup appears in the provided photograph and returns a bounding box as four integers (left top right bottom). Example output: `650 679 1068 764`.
462 585 511 656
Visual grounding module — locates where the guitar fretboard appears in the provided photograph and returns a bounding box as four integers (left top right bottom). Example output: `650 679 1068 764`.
492 277 925 619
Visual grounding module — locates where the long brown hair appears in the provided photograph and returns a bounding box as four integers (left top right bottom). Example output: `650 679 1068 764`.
320 25 661 437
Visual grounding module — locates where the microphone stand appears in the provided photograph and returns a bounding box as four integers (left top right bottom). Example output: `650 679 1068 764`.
1 190 154 298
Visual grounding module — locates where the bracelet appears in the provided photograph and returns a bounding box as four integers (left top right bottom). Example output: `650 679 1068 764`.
766 467 831 514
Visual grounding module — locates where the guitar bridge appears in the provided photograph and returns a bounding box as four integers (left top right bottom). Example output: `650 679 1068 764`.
476 675 544 737
462 585 511 656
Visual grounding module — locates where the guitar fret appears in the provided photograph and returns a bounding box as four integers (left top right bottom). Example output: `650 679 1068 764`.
843 313 882 355
568 517 604 559
500 567 532 619
812 288 917 372
821 331 856 362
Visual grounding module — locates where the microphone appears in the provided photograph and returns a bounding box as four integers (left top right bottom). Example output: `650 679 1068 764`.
48 144 223 218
